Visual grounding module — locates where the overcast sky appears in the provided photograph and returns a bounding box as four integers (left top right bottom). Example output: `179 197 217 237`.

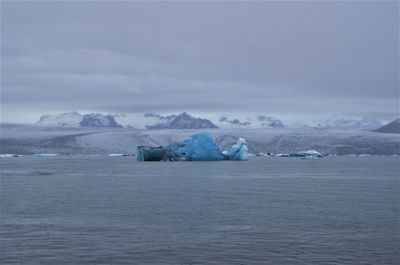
1 1 399 123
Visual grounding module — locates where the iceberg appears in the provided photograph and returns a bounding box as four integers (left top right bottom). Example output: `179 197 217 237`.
274 149 324 158
298 150 323 157
276 153 290 157
0 154 21 158
226 137 249 160
302 155 320 160
137 133 248 161
158 133 223 161
136 146 167 161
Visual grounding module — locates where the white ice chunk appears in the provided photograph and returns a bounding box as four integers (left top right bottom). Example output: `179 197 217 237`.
298 150 323 157
228 137 249 160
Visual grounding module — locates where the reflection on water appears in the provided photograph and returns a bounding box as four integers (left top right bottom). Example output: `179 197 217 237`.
1 156 399 264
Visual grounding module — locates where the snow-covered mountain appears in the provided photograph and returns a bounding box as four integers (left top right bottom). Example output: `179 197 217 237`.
146 112 218 129
36 112 123 128
373 118 400 134
80 113 122 128
257 115 285 128
312 115 383 130
219 117 251 126
216 115 285 128
35 111 388 132
37 112 83 127
144 113 176 121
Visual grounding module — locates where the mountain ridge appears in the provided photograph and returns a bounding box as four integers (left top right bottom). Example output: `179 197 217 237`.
372 118 400 134
37 112 123 128
146 112 219 129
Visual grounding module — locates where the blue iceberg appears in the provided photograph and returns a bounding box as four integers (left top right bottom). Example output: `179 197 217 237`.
137 133 248 161
165 133 224 161
226 137 249 161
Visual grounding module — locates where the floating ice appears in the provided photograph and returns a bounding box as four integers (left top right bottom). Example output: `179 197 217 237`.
0 154 20 158
275 149 324 158
276 153 290 157
226 137 249 160
34 153 57 157
137 133 248 161
298 150 323 157
137 146 168 161
302 155 320 160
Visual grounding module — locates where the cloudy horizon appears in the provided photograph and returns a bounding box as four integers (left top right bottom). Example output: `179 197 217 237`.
1 1 399 124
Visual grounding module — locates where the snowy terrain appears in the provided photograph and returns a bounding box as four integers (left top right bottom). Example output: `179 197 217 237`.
37 112 122 128
1 124 399 156
37 112 83 127
311 114 384 130
145 112 218 129
34 111 390 132
217 115 285 128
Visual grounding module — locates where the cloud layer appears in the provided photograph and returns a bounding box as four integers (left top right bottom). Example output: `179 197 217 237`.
1 1 399 123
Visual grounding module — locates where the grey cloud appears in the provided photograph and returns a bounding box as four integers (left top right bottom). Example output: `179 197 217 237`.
1 1 398 123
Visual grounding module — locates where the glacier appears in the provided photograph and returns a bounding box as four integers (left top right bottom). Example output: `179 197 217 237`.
1 124 400 156
137 133 248 161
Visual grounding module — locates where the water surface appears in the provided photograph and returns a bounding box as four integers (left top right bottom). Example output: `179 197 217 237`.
1 156 399 264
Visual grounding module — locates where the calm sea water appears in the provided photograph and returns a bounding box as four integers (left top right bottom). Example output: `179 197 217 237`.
1 156 399 264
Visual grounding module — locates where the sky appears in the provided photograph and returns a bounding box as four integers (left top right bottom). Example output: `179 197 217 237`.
1 1 399 124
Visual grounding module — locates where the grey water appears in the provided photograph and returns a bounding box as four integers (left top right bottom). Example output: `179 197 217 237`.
0 156 399 265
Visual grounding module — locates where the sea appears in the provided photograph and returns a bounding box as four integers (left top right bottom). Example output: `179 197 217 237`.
1 156 399 264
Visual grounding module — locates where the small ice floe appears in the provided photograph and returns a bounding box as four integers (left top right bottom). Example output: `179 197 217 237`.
108 154 127 157
301 155 320 160
276 153 290 157
0 154 22 158
276 149 324 159
298 150 323 157
34 153 57 157
257 152 274 157
358 154 372 157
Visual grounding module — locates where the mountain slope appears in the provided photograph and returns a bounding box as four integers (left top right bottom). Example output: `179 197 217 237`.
313 115 382 130
146 112 218 129
257 116 285 128
80 113 122 128
373 118 400 134
36 112 123 128
37 111 83 127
